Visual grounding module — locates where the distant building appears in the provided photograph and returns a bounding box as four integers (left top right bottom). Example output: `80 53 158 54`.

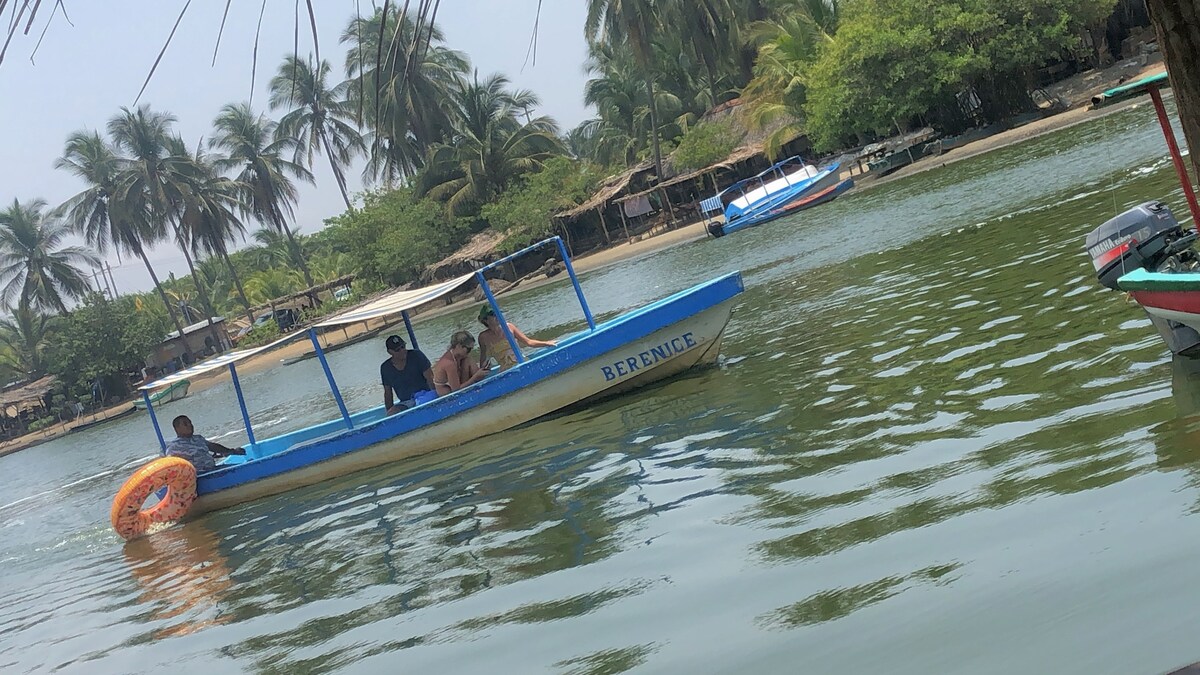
146 317 230 373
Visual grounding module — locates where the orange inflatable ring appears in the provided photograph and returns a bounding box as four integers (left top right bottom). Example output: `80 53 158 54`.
110 457 198 540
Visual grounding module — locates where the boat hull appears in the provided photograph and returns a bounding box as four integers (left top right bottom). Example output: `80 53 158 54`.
1129 291 1200 333
189 273 743 516
133 380 191 410
1117 267 1200 332
722 173 853 235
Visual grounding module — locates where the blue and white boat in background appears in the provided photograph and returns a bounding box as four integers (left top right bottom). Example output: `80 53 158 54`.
701 156 853 237
117 237 744 531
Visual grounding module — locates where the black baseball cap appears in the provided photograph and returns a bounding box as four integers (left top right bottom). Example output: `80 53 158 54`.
385 335 406 351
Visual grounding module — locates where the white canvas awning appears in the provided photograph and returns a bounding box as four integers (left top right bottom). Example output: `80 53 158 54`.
138 273 479 392
138 333 300 391
315 272 476 328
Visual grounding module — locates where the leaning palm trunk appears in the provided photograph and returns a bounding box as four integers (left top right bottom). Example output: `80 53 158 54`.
217 245 256 326
280 223 317 297
644 76 664 185
172 226 225 354
319 128 353 209
134 244 191 363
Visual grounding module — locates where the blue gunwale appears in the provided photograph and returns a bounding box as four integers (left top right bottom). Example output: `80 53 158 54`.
703 155 841 222
195 271 744 496
723 176 854 234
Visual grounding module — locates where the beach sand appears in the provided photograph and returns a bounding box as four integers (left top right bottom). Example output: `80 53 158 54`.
0 58 1169 458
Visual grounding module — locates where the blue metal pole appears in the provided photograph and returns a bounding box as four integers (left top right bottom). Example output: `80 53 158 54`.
554 236 595 330
144 390 166 453
474 270 524 365
402 310 419 350
309 328 353 429
228 363 256 447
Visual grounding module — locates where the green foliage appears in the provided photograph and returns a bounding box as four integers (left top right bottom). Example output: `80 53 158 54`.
481 157 607 251
323 188 468 286
672 119 740 172
803 0 1119 150
46 294 170 397
238 320 280 349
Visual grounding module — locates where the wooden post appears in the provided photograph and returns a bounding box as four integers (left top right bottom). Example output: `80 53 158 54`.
618 202 632 240
597 206 612 244
558 220 574 256
658 187 677 229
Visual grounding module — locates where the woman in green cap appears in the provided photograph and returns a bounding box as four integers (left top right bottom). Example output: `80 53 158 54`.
477 305 557 371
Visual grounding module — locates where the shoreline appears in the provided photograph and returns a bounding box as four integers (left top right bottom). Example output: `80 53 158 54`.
0 62 1168 459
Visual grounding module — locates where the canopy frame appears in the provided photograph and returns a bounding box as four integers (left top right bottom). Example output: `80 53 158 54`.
1091 72 1200 224
473 236 596 366
137 236 593 456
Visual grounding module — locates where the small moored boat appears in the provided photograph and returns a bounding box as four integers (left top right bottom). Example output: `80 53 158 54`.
132 379 191 410
113 237 744 538
701 156 852 236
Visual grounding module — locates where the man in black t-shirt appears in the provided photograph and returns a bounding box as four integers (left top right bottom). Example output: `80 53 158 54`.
380 334 436 414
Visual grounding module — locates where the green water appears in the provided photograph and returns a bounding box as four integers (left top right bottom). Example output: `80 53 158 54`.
5 101 1200 674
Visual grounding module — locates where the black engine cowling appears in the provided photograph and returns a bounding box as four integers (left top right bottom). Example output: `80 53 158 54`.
1086 201 1200 358
1085 201 1197 290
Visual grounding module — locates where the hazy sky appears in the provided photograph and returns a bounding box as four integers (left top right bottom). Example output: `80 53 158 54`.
0 1 590 296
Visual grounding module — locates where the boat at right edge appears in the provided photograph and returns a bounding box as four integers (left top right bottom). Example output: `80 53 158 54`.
1086 72 1200 358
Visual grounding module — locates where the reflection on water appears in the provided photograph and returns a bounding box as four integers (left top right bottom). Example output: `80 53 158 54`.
8 103 1200 673
122 524 234 639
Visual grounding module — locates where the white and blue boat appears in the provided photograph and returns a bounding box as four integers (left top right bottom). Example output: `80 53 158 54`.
124 237 744 523
701 156 852 237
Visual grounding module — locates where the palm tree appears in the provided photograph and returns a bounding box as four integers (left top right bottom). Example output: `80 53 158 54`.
420 73 562 215
244 267 302 318
741 1 840 158
193 256 237 317
661 0 740 106
178 147 256 325
341 7 469 183
250 227 309 269
164 283 203 324
107 106 224 353
582 41 660 166
209 103 317 291
269 55 365 208
0 198 98 314
54 130 189 349
0 301 56 377
311 252 352 285
585 0 667 181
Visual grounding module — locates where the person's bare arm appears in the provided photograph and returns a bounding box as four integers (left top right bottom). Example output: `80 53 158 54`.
206 440 245 456
384 384 400 414
423 367 437 395
510 323 557 348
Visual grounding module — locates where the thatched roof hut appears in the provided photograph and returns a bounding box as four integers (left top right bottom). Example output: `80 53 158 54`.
0 375 58 415
556 101 810 243
423 229 511 281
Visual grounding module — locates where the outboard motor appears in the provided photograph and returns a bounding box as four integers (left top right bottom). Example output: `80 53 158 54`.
1086 201 1198 290
1086 201 1200 358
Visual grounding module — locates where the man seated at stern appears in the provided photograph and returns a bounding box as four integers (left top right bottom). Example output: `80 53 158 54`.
165 415 246 473
381 334 436 415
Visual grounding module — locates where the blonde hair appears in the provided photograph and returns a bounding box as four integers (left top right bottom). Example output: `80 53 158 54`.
450 330 475 349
